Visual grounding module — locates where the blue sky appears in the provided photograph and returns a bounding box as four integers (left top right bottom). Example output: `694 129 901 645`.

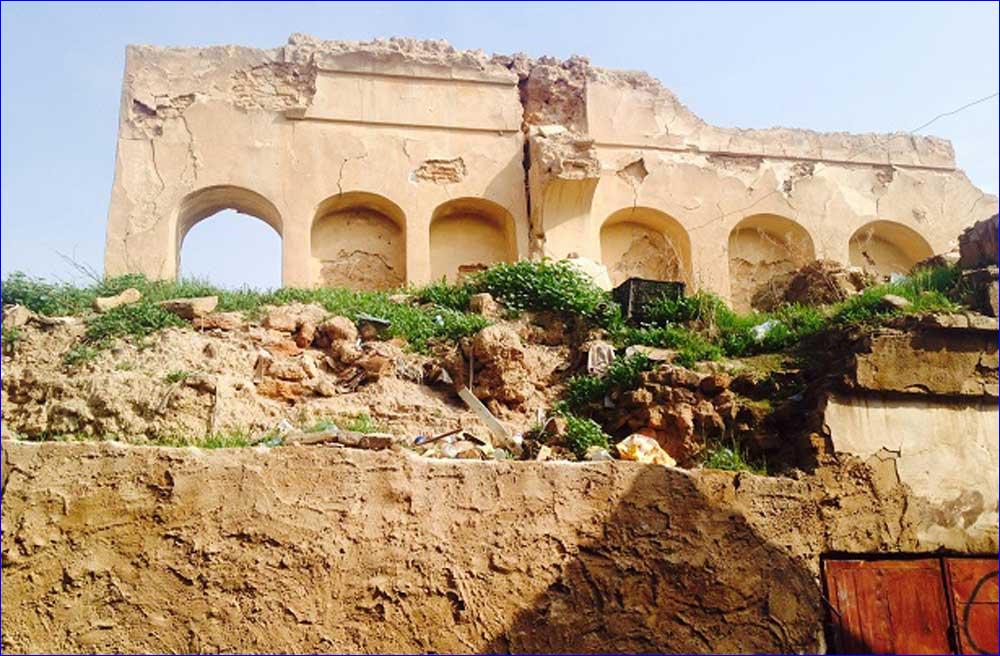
2 1 997 289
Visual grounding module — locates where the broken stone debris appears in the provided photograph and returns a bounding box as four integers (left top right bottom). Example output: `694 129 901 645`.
158 296 218 320
751 259 873 311
92 287 142 313
879 294 912 311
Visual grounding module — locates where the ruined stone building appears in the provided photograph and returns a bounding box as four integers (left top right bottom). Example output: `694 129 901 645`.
105 35 997 307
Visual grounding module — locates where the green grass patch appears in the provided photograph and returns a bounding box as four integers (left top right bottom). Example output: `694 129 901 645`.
415 279 475 312
472 260 620 326
700 440 767 475
559 410 611 459
613 325 723 367
306 413 380 434
832 265 961 325
164 369 191 384
2 325 21 354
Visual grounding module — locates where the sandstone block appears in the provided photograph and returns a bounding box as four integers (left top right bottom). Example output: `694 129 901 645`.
320 316 358 344
93 288 142 313
158 296 218 320
469 293 500 318
193 311 244 331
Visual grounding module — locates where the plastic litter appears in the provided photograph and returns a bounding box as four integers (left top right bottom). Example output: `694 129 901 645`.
616 434 676 467
585 446 614 461
751 319 780 343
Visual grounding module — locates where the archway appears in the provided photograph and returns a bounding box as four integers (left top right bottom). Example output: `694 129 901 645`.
429 198 516 282
849 220 933 280
176 186 283 289
728 214 815 311
311 192 406 290
600 207 692 287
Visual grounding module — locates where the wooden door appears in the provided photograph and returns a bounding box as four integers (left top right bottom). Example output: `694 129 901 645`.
824 558 953 654
945 558 999 655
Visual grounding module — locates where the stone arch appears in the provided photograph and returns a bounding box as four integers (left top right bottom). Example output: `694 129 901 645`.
600 207 692 287
429 198 516 282
728 214 815 311
849 220 933 280
311 192 406 290
175 185 283 283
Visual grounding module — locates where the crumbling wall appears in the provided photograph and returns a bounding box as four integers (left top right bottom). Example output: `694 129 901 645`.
103 33 998 302
2 439 988 654
601 221 685 286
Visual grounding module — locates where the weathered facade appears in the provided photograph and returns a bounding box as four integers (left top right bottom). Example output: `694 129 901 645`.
105 35 997 306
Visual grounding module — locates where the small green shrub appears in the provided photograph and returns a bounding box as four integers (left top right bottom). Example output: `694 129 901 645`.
85 302 186 344
63 344 100 366
701 440 767 475
564 353 653 410
164 370 191 384
474 260 619 326
2 325 21 354
153 430 254 448
2 272 95 315
614 325 723 367
342 413 378 434
833 265 961 325
415 279 475 311
560 410 610 459
643 290 730 326
307 413 379 434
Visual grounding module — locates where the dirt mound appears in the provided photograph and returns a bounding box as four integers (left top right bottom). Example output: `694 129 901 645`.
0 308 557 443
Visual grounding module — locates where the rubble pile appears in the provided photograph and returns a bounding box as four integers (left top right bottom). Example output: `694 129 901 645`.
587 364 772 466
957 213 999 317
751 259 873 311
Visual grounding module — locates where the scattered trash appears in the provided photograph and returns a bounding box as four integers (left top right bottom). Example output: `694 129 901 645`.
356 313 391 341
283 428 394 450
624 344 675 362
585 446 614 461
458 387 510 447
751 319 780 343
616 434 676 467
587 341 616 375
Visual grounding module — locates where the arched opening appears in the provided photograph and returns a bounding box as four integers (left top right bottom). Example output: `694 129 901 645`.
311 192 406 290
600 207 692 287
728 214 815 312
849 220 933 280
429 198 516 282
176 186 283 289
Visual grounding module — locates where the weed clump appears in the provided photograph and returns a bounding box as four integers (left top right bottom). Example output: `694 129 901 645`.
564 353 653 411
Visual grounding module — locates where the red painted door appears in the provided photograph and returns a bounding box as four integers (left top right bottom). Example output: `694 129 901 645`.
945 558 999 655
824 558 953 654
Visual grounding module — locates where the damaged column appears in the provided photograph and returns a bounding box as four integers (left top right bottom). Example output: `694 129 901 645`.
527 126 602 265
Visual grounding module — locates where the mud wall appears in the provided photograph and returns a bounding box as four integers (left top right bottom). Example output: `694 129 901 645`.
2 440 994 653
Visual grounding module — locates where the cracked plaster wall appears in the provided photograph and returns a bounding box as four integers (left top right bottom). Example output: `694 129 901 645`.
824 394 999 551
105 35 997 299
